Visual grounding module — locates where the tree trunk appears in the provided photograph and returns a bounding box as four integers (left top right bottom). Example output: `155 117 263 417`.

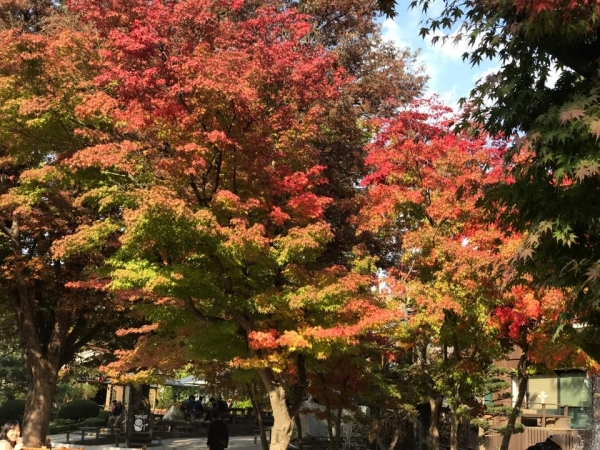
21 358 60 446
386 413 401 450
333 404 343 450
429 395 442 450
450 408 458 450
325 402 335 450
248 382 270 450
258 369 296 450
13 280 69 447
499 351 528 450
294 414 303 450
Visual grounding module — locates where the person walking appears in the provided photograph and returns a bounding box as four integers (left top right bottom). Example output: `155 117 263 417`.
207 412 229 450
0 421 23 450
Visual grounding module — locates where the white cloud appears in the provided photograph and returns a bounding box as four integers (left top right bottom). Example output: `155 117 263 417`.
381 2 499 109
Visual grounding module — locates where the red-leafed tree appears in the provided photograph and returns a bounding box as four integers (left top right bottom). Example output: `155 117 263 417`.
52 1 424 449
356 99 511 450
490 280 599 450
406 0 600 328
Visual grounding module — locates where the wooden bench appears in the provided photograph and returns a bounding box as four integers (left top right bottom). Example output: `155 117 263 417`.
66 427 103 443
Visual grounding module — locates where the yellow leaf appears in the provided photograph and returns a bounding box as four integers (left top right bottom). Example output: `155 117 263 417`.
588 119 600 139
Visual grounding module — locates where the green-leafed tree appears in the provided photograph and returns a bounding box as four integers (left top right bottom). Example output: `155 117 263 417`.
0 2 135 444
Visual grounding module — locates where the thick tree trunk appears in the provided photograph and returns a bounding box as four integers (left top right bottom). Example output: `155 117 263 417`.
258 368 298 450
13 280 68 447
499 351 528 450
266 384 295 450
428 396 442 450
22 359 60 446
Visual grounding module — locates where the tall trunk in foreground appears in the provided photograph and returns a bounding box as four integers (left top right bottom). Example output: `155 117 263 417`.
450 408 458 450
500 351 528 450
258 358 306 450
428 395 442 450
14 280 66 446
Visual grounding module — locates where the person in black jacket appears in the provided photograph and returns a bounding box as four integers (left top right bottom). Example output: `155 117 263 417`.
207 412 229 450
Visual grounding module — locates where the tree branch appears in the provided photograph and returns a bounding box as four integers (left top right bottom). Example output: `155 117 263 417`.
185 297 224 324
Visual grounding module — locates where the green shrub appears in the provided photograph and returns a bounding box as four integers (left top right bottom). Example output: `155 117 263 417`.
231 400 252 408
58 400 100 422
81 417 105 427
0 399 25 424
48 423 80 435
51 418 75 426
98 409 111 425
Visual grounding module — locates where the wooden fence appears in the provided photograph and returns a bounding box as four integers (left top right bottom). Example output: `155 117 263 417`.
437 422 592 450
484 428 590 450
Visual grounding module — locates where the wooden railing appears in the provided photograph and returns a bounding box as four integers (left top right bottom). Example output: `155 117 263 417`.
521 403 570 428
485 428 589 450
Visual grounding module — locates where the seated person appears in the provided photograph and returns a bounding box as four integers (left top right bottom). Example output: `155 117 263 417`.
108 401 125 428
183 395 196 413
191 397 204 420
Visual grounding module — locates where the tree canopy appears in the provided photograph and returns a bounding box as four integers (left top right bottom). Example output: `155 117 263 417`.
409 0 600 320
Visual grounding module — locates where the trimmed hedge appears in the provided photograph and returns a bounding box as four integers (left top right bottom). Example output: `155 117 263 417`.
48 423 80 435
81 417 105 427
98 410 111 425
0 400 25 425
58 400 100 422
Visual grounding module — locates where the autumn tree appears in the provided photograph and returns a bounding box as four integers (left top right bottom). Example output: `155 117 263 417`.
490 281 600 450
0 2 135 444
405 0 600 322
54 1 424 449
356 99 510 450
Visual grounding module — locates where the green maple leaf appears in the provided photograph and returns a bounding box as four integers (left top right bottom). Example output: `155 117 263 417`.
574 161 600 181
559 106 586 123
586 265 600 282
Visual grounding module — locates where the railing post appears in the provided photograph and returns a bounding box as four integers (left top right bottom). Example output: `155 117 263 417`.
542 404 546 428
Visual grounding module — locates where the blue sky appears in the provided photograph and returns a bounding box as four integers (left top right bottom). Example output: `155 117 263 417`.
381 0 499 106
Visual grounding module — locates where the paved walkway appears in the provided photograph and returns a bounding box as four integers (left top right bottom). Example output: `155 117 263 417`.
48 433 263 450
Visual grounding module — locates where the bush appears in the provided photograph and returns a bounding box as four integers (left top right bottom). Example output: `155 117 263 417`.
48 423 80 435
58 400 100 422
81 417 105 427
0 400 26 425
98 409 111 425
51 418 74 426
